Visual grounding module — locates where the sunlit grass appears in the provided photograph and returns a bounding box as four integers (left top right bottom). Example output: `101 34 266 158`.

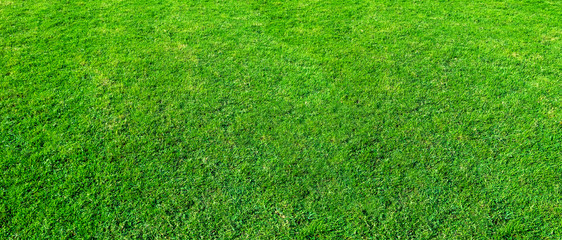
1 0 561 238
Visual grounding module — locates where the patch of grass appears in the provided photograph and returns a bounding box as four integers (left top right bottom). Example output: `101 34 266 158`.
1 0 561 238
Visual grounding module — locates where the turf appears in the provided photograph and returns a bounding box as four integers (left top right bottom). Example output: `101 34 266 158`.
1 0 561 238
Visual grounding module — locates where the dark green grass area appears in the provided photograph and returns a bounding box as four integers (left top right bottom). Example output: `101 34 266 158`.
1 0 561 238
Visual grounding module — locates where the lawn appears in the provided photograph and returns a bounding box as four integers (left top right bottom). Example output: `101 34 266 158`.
1 0 561 238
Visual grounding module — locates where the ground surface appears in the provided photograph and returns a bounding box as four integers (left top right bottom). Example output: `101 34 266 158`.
1 0 561 238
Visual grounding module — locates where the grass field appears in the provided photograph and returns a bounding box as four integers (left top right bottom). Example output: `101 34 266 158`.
1 0 561 238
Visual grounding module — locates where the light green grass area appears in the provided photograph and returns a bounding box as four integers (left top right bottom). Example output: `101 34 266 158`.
1 0 561 238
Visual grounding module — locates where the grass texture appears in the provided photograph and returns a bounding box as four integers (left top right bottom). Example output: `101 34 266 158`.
1 0 562 238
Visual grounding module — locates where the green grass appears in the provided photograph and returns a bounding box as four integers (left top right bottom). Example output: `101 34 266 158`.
1 0 561 238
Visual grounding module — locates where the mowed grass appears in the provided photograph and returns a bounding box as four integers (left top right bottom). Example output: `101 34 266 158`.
1 0 561 238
